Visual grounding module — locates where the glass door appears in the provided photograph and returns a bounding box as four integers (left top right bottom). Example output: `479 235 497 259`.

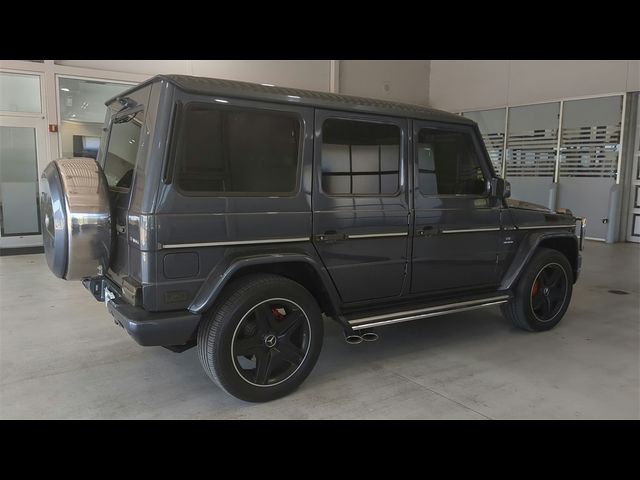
505 102 560 208
0 115 48 248
627 94 640 243
557 95 623 241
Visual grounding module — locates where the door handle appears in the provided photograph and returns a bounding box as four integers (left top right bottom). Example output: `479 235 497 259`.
315 230 347 242
416 225 438 236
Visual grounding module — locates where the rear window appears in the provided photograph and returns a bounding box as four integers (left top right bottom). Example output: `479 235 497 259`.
103 108 145 189
174 103 301 195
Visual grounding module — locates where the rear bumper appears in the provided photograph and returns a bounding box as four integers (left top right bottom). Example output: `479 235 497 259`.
83 276 201 347
107 299 201 346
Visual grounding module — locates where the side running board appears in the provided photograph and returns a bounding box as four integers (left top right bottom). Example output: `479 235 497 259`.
347 295 510 331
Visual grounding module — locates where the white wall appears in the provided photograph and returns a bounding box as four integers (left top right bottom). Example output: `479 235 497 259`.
339 60 430 105
429 60 640 112
56 60 334 91
55 60 433 102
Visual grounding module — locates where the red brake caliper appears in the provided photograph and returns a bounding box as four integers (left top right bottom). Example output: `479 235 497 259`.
532 280 540 298
271 308 285 321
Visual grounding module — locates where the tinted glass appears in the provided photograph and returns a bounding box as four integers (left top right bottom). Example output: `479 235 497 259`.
321 118 400 196
176 104 300 195
104 108 144 189
417 128 486 196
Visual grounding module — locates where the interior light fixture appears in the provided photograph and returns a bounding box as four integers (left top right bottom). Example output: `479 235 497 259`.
215 99 229 103
60 87 70 92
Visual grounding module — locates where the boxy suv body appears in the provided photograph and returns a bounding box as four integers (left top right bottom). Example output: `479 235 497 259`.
41 75 585 402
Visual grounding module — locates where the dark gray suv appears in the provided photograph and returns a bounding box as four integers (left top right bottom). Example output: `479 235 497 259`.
40 75 585 402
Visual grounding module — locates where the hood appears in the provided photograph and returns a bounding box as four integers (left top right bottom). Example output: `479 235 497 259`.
506 198 552 213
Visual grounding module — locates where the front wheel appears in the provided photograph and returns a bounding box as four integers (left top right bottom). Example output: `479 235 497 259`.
197 274 324 402
501 248 573 332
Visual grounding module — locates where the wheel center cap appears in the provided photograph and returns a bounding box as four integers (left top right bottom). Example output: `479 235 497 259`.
543 287 550 296
264 334 277 348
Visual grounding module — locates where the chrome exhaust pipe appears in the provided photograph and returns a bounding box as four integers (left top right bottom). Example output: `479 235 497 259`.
344 332 363 345
360 330 379 342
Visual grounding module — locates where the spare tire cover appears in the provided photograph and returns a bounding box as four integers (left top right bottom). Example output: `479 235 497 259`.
41 158 112 280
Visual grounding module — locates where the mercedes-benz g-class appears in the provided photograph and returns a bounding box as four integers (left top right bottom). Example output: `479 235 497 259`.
40 75 585 402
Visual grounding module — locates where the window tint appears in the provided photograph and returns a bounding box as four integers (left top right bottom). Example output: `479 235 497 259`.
321 118 400 196
417 128 486 196
175 104 300 194
104 108 145 189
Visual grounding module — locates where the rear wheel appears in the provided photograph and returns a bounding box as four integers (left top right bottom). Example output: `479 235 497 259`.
501 248 573 331
197 274 324 402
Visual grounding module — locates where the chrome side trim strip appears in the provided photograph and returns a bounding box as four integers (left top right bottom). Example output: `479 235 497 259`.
517 224 576 230
441 227 501 234
347 232 408 239
350 298 509 330
348 295 510 327
161 237 310 249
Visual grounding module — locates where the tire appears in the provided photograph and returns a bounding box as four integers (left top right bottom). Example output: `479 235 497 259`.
197 274 324 402
41 158 111 280
501 248 573 332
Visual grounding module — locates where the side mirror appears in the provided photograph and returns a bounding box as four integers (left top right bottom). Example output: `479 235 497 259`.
490 177 511 199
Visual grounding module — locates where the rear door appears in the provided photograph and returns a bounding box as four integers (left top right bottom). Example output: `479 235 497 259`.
101 85 152 283
411 121 502 295
312 109 410 304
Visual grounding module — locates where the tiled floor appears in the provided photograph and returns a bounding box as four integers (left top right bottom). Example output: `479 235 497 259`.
1 241 638 419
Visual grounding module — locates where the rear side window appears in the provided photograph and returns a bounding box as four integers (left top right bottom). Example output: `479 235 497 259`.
175 103 300 195
417 128 487 196
321 118 401 196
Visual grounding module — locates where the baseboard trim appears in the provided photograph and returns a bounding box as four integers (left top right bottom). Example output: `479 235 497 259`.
0 246 45 256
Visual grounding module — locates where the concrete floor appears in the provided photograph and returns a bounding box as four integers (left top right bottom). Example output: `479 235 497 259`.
0 241 638 419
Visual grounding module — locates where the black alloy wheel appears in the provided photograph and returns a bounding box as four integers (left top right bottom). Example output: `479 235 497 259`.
501 248 574 332
232 298 310 387
529 263 569 322
197 274 324 402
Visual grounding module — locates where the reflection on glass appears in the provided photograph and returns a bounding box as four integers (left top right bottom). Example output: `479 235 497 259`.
0 72 41 113
462 108 506 175
0 126 41 236
321 119 400 196
104 110 144 189
58 77 134 159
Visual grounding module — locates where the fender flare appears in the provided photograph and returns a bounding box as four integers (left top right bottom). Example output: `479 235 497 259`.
500 231 579 291
188 251 342 316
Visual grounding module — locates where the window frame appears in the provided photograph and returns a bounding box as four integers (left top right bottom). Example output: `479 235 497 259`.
414 122 494 199
170 101 304 198
318 114 404 198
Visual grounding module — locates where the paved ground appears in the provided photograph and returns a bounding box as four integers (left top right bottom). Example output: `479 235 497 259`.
0 241 638 419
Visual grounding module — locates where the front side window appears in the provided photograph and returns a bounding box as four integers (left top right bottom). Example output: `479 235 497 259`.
417 128 486 196
104 108 145 189
175 103 300 195
321 118 401 196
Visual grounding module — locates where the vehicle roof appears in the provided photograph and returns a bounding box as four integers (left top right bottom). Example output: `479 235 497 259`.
108 74 474 126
